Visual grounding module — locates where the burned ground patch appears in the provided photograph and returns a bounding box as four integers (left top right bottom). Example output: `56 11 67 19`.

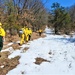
34 57 50 65
21 47 29 53
0 55 20 75
11 43 21 50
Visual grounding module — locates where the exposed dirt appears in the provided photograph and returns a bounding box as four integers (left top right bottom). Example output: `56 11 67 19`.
31 32 46 40
0 32 46 75
0 55 20 75
34 57 50 65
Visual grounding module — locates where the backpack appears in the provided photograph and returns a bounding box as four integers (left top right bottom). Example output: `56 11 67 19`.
19 30 24 37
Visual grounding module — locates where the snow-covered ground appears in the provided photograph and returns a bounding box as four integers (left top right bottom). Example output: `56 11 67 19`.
3 27 75 75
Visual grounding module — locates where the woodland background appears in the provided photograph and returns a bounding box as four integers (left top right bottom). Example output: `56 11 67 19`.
0 0 75 34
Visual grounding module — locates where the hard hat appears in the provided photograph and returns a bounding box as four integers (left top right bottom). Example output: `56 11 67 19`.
0 22 2 26
19 30 23 34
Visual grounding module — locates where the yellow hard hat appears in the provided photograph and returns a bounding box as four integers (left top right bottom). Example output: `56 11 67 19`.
0 22 2 26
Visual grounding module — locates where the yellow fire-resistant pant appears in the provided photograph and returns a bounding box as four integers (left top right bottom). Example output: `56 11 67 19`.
20 33 25 45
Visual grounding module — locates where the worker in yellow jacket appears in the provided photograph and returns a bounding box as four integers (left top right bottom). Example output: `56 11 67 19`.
19 28 25 45
38 29 42 36
19 27 32 45
28 28 32 41
25 27 29 42
0 22 5 51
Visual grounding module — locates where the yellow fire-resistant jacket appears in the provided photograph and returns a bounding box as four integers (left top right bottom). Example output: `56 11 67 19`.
19 28 25 45
28 29 32 35
0 28 5 36
24 27 29 41
25 28 29 36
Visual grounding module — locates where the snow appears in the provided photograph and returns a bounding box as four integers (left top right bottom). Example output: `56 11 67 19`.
5 27 75 75
0 65 4 68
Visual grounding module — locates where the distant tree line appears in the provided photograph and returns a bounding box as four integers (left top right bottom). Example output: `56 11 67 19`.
0 0 48 32
48 2 75 34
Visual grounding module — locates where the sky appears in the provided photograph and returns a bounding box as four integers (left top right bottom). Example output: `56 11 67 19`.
43 0 75 9
1 27 75 75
